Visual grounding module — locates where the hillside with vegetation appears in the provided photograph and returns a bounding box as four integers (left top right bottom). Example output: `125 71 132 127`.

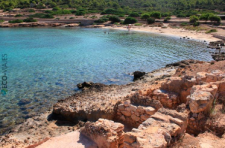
1 0 225 14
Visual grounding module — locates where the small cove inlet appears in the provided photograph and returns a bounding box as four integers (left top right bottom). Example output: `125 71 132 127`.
0 27 212 134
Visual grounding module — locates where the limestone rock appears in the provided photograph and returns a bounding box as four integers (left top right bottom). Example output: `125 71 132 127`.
121 110 132 116
188 84 217 114
124 108 188 148
152 89 178 109
161 77 183 93
144 107 156 115
81 119 124 148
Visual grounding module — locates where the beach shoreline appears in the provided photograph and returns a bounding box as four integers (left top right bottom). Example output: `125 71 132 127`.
103 25 221 43
0 22 222 43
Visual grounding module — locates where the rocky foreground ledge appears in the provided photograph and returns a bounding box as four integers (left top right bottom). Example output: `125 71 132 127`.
1 60 225 148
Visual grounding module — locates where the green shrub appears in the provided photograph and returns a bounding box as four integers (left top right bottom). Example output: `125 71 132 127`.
30 13 43 18
180 22 189 26
75 9 86 16
0 20 4 23
147 18 155 24
123 17 137 24
177 13 186 17
31 13 54 18
45 10 52 13
206 29 217 33
101 8 125 16
129 12 140 17
164 16 171 22
94 19 105 23
94 16 109 23
193 21 200 26
199 13 210 21
46 9 72 15
117 14 125 17
150 11 161 19
134 23 142 26
23 17 37 22
61 4 69 9
52 7 60 11
36 3 45 9
9 19 23 23
15 14 22 17
109 16 120 23
43 14 54 18
190 15 199 23
69 17 74 19
49 2 57 7
161 12 171 17
209 14 221 24
28 9 35 13
101 8 116 14
141 13 150 20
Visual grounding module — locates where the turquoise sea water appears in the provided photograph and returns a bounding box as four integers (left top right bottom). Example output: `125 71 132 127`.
0 28 212 134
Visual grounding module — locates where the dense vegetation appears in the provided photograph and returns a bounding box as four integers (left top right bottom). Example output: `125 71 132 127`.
189 13 221 26
8 17 37 23
0 0 225 14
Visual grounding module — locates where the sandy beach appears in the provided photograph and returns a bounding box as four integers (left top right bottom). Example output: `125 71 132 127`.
103 25 222 43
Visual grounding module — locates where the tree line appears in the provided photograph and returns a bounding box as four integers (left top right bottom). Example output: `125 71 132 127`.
0 0 225 12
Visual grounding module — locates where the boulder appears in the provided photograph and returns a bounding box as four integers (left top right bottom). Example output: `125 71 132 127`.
188 84 218 114
152 89 179 109
77 81 94 89
81 119 124 148
124 108 188 148
133 71 145 81
161 77 183 93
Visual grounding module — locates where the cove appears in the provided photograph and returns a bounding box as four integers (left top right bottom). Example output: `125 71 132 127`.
0 27 212 134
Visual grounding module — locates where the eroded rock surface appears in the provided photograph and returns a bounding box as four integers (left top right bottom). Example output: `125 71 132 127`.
81 119 124 148
124 108 188 148
3 60 225 148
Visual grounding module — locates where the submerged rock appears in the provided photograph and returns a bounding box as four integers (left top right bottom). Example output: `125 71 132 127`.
18 99 31 106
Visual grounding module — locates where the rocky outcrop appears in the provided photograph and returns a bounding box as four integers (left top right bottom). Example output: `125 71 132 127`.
152 89 179 109
4 60 225 148
81 119 124 148
166 59 203 68
133 71 146 81
53 67 176 123
65 23 79 27
124 108 188 148
173 132 225 148
209 40 224 47
53 84 129 122
77 81 94 89
116 100 157 127
187 84 218 115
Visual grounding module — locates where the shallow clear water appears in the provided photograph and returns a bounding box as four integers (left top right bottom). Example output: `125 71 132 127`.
0 27 211 134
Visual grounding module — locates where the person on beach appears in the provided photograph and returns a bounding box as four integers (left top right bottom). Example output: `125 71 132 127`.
127 24 131 31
